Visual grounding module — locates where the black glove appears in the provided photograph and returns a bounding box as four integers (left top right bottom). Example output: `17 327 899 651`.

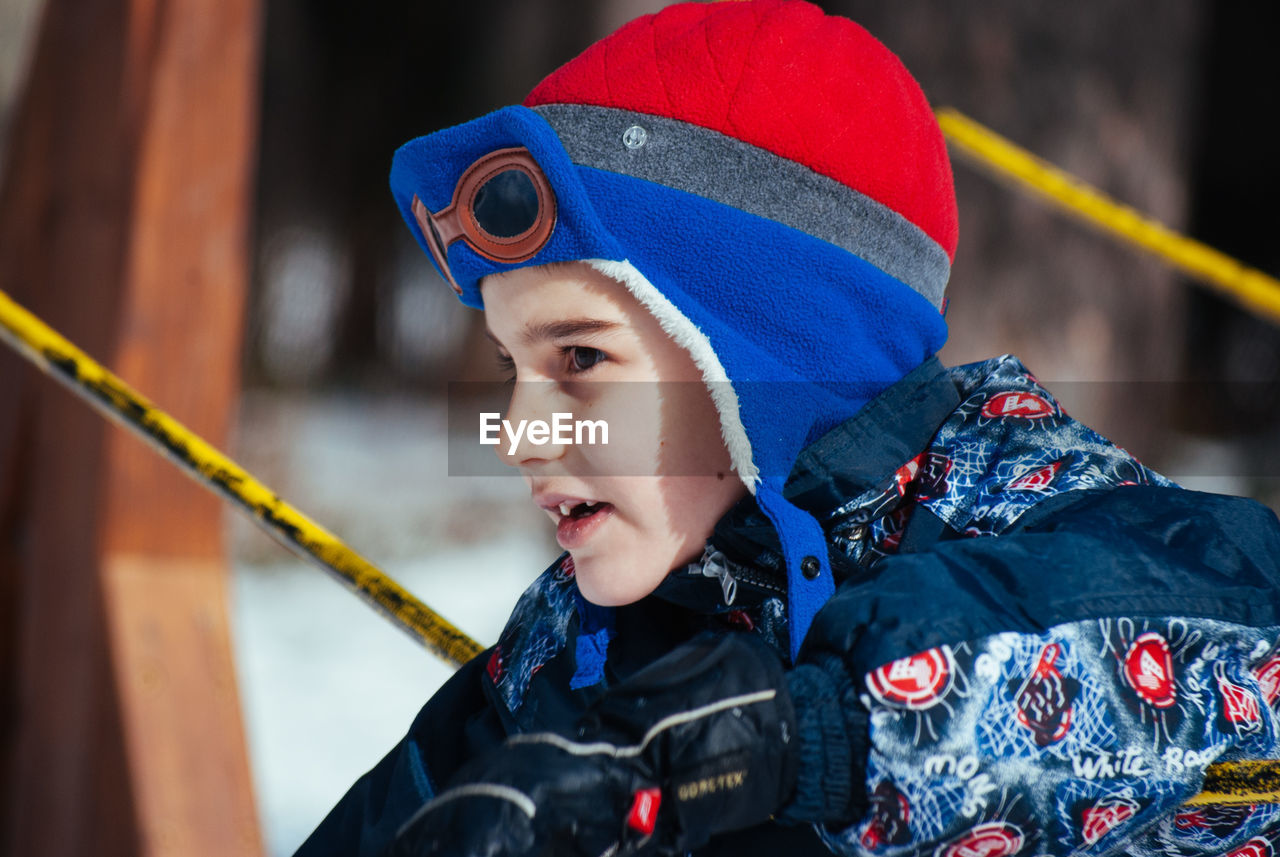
387 632 798 857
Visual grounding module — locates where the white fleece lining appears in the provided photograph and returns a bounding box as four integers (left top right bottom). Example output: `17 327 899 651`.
586 258 759 491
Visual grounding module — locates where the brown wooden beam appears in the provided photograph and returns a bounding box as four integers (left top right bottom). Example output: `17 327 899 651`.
0 0 264 854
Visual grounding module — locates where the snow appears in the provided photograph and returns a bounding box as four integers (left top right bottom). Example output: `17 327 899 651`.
226 392 551 856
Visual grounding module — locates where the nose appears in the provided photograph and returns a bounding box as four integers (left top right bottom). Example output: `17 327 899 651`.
495 380 569 468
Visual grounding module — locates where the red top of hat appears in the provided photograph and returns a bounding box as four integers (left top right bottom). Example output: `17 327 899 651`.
524 0 957 261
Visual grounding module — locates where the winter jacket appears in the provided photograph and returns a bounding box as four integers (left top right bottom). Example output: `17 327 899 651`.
294 354 1280 857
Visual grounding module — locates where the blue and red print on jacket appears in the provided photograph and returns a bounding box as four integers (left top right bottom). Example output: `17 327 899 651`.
848 618 1280 857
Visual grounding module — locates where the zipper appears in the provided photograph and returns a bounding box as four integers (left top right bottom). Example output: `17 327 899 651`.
698 547 739 606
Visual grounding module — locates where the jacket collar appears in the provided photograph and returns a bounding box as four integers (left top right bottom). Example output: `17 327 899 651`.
784 356 959 519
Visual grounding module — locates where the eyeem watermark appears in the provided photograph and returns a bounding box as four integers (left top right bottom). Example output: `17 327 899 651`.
480 412 609 456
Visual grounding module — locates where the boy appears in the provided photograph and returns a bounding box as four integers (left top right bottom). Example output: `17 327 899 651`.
297 2 1280 855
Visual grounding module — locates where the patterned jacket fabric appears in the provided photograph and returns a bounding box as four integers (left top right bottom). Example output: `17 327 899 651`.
294 355 1280 857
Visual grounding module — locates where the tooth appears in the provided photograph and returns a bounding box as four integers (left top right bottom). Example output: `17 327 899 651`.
559 503 572 516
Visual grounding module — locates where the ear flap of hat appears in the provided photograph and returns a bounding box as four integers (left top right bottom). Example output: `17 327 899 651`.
588 258 842 660
756 486 834 662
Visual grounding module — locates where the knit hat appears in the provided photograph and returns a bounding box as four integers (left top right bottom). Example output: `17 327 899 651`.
390 0 956 660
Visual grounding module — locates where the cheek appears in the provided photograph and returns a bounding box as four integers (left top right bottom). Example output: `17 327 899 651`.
572 474 745 607
570 480 706 608
658 474 745 549
661 383 734 477
574 383 734 477
574 387 666 476
565 379 745 605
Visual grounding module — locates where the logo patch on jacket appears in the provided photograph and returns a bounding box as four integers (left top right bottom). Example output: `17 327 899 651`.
1122 633 1177 710
867 646 956 711
1080 796 1139 846
1251 643 1280 711
981 391 1057 421
1004 459 1065 493
1216 663 1264 736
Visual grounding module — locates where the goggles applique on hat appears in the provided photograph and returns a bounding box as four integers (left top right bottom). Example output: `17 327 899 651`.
392 106 625 308
391 102 950 660
410 146 557 295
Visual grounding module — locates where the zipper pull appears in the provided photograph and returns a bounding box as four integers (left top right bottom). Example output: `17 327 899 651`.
698 547 738 606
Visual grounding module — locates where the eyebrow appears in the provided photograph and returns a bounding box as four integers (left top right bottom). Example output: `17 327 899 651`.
484 318 620 348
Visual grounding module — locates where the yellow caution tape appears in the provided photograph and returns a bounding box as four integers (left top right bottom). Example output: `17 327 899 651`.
936 108 1280 326
1184 759 1280 806
0 287 484 669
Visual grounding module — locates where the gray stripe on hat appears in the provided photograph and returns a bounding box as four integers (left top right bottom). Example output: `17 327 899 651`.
531 103 950 309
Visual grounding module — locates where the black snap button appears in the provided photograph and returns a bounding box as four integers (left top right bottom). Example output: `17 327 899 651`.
801 555 821 579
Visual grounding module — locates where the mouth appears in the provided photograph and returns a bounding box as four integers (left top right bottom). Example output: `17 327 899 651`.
556 499 607 519
534 494 616 550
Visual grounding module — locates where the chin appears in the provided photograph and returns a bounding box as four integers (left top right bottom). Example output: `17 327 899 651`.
571 553 664 607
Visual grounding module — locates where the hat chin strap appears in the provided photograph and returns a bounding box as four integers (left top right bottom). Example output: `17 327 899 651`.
585 258 759 493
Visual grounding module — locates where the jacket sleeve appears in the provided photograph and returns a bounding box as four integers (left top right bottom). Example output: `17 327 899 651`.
292 648 507 857
782 485 1280 856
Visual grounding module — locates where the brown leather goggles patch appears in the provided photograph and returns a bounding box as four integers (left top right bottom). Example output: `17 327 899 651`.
412 147 558 295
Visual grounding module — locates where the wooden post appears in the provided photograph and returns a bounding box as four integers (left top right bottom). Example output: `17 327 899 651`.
0 0 264 854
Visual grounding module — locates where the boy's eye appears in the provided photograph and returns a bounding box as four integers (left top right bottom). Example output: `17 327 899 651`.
495 350 515 381
566 346 605 373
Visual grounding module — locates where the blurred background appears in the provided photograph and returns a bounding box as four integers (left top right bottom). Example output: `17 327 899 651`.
1 1 1278 855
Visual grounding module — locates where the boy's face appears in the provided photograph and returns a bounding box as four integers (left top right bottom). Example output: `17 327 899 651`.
480 262 746 606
